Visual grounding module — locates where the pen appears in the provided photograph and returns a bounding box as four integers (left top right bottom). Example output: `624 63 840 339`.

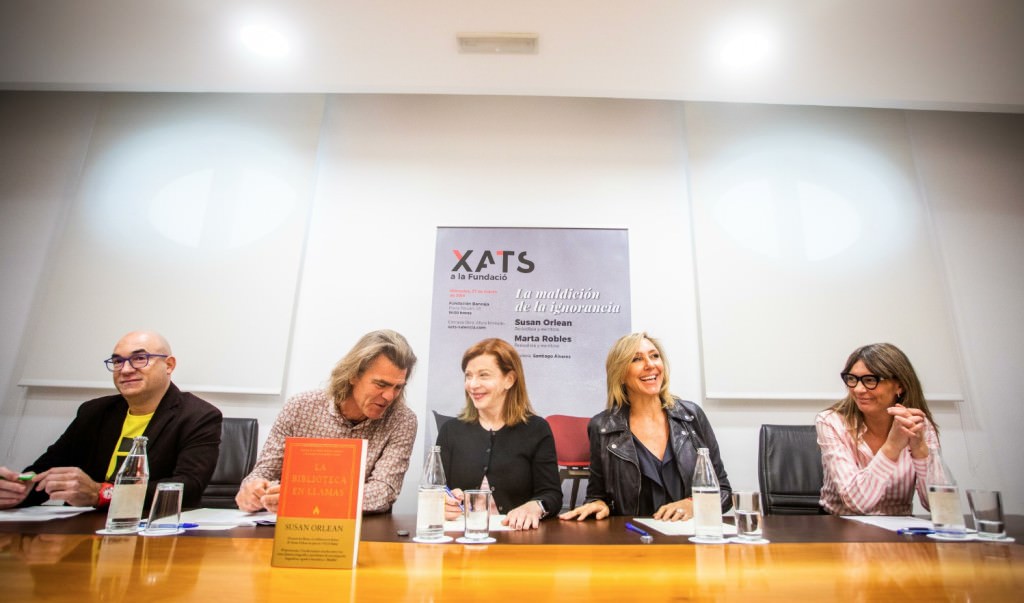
0 472 35 482
625 522 650 537
897 527 935 535
138 522 200 529
444 486 464 511
626 522 654 543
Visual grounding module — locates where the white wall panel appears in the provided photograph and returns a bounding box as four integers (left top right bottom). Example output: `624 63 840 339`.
686 103 962 402
17 94 324 394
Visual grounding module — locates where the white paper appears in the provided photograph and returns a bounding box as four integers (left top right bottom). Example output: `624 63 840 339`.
0 506 95 522
444 514 511 533
178 508 277 530
633 517 738 537
843 515 932 532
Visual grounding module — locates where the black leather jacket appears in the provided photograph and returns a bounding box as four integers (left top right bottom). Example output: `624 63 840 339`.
584 398 732 515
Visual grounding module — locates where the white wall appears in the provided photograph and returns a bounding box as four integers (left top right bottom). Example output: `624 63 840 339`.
0 93 99 458
906 111 1024 505
1 93 1021 513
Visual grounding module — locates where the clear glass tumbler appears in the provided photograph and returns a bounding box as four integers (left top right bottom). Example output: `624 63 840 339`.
142 482 184 536
732 490 764 542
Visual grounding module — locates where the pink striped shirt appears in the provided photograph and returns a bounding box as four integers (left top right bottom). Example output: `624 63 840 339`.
816 409 938 516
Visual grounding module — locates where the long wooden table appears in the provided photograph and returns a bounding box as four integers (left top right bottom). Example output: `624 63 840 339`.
2 511 1022 602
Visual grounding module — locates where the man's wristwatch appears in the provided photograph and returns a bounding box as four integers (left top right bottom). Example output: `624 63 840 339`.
535 499 548 518
97 482 114 507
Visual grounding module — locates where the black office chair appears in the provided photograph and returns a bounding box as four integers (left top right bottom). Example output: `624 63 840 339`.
433 410 456 432
200 417 259 508
758 424 827 515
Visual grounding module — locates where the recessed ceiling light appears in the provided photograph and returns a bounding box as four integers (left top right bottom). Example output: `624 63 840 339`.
238 22 292 59
709 19 780 77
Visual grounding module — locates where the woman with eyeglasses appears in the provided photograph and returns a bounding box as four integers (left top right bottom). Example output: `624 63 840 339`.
436 338 562 530
817 343 940 515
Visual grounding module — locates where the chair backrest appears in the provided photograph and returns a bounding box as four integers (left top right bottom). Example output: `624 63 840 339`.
200 417 259 509
758 424 826 515
433 410 456 432
546 415 591 467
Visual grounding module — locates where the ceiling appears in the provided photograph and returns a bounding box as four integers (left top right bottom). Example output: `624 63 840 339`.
1 0 1022 112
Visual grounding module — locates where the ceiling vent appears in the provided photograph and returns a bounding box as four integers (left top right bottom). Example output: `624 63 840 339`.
457 33 539 55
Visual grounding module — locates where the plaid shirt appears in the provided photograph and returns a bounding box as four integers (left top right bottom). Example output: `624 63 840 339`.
244 389 417 513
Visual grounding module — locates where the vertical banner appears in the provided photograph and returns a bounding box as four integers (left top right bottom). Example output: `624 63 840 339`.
425 227 631 446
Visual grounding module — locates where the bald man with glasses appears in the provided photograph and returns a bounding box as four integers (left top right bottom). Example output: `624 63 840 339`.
0 331 222 510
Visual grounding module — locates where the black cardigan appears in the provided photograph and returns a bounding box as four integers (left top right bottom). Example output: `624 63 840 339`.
436 414 562 516
23 383 222 508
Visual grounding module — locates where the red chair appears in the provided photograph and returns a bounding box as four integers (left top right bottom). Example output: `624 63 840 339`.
546 415 591 510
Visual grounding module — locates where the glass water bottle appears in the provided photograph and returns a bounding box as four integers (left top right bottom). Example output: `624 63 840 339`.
416 445 446 541
105 436 149 533
926 446 966 537
692 447 723 540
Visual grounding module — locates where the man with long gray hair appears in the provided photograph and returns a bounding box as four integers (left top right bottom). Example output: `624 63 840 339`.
236 330 418 514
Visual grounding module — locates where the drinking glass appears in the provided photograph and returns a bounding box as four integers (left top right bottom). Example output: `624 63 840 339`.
732 490 764 542
142 482 184 536
967 489 1006 540
463 489 492 541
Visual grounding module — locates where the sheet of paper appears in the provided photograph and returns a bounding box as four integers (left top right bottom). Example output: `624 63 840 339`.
444 514 511 533
633 517 738 536
178 508 277 530
0 506 94 522
843 515 932 532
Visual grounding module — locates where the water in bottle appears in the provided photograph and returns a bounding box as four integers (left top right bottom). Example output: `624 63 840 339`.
105 436 150 533
691 447 723 541
926 446 966 538
416 445 446 541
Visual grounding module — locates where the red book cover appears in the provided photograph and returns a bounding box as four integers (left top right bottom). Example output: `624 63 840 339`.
271 437 367 569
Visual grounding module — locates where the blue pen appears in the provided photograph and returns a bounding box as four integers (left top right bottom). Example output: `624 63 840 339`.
897 527 934 535
626 522 654 543
138 521 200 529
444 486 464 511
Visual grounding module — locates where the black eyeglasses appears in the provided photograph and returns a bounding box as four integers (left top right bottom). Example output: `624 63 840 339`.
840 372 886 390
104 353 168 372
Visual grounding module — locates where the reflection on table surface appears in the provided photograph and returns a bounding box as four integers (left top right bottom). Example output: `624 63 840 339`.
1 513 1022 602
3 532 202 602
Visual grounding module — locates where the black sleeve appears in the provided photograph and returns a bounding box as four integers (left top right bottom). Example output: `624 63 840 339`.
22 403 110 507
156 399 222 508
529 418 563 518
691 405 732 512
582 416 609 508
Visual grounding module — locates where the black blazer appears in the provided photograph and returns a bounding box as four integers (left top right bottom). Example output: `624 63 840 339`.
23 383 222 508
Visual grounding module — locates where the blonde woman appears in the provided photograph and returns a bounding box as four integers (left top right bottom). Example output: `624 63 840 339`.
560 332 731 522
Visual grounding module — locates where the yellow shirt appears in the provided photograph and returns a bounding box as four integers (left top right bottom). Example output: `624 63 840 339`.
106 411 154 480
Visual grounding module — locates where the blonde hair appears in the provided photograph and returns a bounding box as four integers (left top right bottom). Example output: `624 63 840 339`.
326 330 417 406
829 342 939 439
458 338 534 427
605 332 673 410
